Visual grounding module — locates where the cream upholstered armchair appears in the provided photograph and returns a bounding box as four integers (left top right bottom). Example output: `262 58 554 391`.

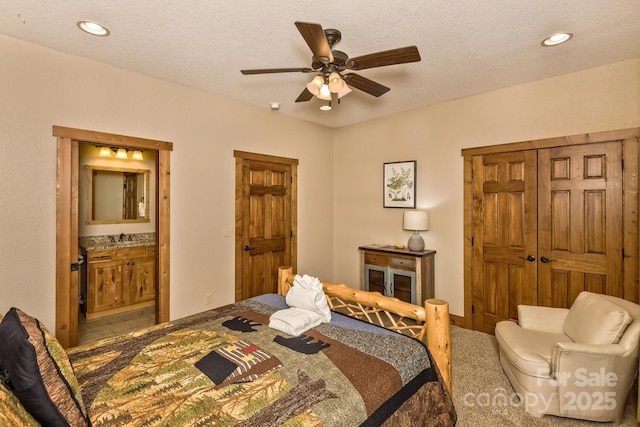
495 291 640 422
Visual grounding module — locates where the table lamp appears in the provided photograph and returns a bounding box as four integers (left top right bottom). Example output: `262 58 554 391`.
403 210 429 251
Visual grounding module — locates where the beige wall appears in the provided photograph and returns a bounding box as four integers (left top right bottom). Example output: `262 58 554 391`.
0 35 334 329
1 33 638 330
332 58 640 316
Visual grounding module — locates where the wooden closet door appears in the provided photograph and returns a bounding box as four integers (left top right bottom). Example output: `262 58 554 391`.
471 151 538 333
537 142 623 308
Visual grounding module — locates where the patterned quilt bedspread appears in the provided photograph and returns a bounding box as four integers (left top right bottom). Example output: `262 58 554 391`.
67 295 456 426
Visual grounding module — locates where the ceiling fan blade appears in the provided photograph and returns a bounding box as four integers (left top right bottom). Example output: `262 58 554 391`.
295 21 334 63
347 46 421 70
295 87 314 102
241 67 313 75
343 73 390 97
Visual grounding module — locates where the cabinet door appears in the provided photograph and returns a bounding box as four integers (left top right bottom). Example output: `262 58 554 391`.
390 268 416 304
88 261 126 312
364 264 387 295
130 257 156 304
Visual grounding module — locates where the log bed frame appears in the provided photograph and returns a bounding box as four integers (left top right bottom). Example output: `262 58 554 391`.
277 266 452 392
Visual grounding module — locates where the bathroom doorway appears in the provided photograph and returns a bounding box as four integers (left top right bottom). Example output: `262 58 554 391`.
77 145 157 345
54 126 173 348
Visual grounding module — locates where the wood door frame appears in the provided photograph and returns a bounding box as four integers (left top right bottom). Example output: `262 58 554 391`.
462 127 640 330
234 150 298 301
54 126 173 348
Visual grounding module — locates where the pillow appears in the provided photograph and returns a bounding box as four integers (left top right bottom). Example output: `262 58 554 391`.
0 381 39 426
0 307 89 426
563 292 632 345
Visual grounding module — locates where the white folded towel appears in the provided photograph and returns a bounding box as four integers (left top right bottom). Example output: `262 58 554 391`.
269 307 323 336
286 286 331 323
293 274 323 291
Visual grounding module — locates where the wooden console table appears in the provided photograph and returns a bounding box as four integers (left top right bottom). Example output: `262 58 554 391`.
359 245 435 305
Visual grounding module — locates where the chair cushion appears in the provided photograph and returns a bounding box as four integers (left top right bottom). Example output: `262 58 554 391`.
563 292 632 344
0 307 89 426
495 320 572 377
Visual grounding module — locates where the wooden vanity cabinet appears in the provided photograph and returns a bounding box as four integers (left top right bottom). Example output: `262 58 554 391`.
81 245 156 319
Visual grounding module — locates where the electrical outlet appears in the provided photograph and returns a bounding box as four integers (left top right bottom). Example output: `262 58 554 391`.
205 293 212 305
222 226 233 237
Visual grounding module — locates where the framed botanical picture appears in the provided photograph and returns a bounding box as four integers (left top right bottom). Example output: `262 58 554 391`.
383 160 416 208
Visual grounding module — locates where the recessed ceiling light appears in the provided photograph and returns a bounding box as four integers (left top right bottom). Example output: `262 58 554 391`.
77 20 110 37
541 32 573 47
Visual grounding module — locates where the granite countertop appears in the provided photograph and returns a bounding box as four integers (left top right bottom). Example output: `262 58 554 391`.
79 233 156 251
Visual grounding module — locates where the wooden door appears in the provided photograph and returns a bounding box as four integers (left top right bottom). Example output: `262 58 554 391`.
235 151 298 301
537 142 623 308
463 128 640 333
471 151 538 334
123 172 138 219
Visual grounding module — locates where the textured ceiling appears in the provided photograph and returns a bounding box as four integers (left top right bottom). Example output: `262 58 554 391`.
1 1 639 128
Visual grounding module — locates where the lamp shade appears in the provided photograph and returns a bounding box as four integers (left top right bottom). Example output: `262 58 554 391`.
403 210 429 231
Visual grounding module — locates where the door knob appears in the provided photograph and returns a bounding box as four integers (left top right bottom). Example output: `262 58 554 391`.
518 255 536 262
244 245 252 251
540 256 555 263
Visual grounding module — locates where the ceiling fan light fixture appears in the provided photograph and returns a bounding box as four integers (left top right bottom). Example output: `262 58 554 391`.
241 22 422 107
318 84 332 101
311 75 324 88
541 32 573 46
306 75 324 96
337 83 352 99
328 72 344 93
306 82 320 97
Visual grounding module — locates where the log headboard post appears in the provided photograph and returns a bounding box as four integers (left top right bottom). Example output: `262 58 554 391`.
425 299 452 393
278 266 294 296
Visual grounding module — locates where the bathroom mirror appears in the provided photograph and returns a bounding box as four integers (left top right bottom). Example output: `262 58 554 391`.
85 165 150 224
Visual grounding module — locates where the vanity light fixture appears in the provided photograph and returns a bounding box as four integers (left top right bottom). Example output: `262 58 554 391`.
541 32 573 47
99 146 112 157
77 20 110 37
97 146 144 160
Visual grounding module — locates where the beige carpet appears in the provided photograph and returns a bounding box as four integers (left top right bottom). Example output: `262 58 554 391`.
451 325 638 426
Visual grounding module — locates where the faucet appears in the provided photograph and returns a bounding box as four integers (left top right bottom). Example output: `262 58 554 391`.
119 233 125 242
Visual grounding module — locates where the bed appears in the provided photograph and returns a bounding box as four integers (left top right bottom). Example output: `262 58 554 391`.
0 267 456 426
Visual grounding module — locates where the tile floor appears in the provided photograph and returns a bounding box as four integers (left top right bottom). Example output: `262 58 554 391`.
78 306 156 346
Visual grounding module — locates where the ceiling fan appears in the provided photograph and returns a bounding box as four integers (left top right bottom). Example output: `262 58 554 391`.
240 21 421 107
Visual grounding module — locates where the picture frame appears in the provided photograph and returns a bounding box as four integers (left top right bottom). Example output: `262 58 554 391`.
383 160 416 208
